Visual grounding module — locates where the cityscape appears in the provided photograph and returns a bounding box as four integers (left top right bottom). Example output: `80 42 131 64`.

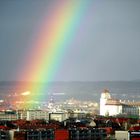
1 0 140 140
0 88 140 139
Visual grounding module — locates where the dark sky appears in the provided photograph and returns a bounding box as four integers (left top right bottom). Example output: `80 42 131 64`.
0 0 140 81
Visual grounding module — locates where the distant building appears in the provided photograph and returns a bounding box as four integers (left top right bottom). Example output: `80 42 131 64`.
100 89 139 117
69 112 86 119
49 111 86 122
49 112 69 122
18 110 88 122
100 89 112 116
0 110 19 121
18 110 49 121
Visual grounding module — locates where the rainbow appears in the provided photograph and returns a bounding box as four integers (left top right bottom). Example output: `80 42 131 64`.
18 1 90 103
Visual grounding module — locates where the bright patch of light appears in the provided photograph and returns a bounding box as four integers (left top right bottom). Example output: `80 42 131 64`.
21 91 31 96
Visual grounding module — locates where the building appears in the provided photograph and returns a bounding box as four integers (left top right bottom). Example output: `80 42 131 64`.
49 111 87 122
18 110 49 121
0 110 19 121
100 89 140 117
49 112 69 122
100 89 111 116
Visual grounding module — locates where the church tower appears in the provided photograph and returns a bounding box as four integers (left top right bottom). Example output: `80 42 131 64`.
100 89 111 116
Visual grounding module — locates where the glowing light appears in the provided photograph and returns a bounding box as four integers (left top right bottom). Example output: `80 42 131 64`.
21 91 31 96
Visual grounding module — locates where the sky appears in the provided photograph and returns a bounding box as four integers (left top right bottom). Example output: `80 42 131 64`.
0 0 140 82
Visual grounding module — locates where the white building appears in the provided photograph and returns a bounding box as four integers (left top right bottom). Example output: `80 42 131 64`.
18 110 49 121
100 89 112 116
100 89 140 117
104 99 123 116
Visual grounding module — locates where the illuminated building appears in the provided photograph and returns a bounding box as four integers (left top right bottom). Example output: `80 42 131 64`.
100 89 139 117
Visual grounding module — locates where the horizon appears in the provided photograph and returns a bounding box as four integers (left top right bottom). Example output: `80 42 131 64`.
0 80 140 83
